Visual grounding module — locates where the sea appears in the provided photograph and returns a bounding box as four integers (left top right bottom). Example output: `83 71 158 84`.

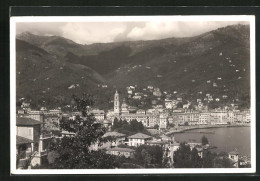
174 126 251 156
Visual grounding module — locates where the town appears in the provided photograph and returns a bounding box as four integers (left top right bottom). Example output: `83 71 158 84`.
16 85 251 169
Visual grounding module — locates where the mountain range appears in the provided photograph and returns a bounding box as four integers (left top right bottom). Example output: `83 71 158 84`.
16 24 250 110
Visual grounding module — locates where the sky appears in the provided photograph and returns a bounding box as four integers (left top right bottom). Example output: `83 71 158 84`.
16 21 249 45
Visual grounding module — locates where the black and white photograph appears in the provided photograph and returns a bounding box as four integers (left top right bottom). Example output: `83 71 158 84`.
10 16 256 174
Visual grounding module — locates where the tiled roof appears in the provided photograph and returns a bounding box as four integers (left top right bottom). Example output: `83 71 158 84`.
16 117 42 126
103 131 125 137
107 147 135 152
128 133 151 139
16 135 34 145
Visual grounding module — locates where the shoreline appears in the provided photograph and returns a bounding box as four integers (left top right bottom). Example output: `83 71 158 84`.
165 124 250 135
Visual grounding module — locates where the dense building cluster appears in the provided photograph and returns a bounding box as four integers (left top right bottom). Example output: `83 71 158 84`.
107 90 251 129
16 89 250 169
17 89 251 132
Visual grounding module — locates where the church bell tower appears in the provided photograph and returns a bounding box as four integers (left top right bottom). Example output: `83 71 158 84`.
114 90 120 114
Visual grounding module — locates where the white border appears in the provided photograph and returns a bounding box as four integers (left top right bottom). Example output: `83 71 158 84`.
10 15 256 174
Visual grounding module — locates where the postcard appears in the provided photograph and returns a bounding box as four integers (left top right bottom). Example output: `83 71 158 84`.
10 15 256 174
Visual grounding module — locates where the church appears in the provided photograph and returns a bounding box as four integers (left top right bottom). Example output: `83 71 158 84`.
112 90 165 128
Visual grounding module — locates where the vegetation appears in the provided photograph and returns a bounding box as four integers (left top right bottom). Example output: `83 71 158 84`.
201 135 209 145
112 118 151 136
134 145 164 168
214 152 234 168
173 143 202 168
173 142 234 168
184 122 189 126
153 124 159 130
47 94 120 169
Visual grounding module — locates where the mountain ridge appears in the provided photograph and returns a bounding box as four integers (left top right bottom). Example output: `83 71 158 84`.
16 24 250 110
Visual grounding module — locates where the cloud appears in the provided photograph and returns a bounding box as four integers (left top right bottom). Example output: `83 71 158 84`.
60 22 128 44
16 22 64 36
126 21 249 41
16 21 249 44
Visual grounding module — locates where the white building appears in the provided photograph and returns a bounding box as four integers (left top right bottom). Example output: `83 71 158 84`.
199 112 210 125
165 99 173 109
127 133 152 147
90 109 105 121
228 151 239 168
159 113 168 129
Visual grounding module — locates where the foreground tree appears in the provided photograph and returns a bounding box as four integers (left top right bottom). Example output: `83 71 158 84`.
173 142 202 168
153 124 159 130
134 145 164 168
214 152 234 168
174 142 233 168
112 118 150 136
48 94 120 169
201 135 209 145
202 150 216 168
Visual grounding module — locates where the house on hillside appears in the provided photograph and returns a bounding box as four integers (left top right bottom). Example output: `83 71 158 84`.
127 133 152 147
153 88 162 97
133 95 142 100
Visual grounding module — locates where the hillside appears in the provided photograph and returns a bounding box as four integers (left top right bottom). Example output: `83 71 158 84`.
16 39 106 109
16 24 250 110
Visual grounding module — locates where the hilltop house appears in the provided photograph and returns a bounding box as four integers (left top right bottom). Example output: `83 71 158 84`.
153 88 162 97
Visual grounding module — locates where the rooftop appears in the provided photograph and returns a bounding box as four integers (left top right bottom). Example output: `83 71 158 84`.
16 135 34 145
128 133 152 139
103 131 126 138
16 117 42 126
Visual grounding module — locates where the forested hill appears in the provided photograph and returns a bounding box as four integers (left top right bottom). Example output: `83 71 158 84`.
16 24 250 109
